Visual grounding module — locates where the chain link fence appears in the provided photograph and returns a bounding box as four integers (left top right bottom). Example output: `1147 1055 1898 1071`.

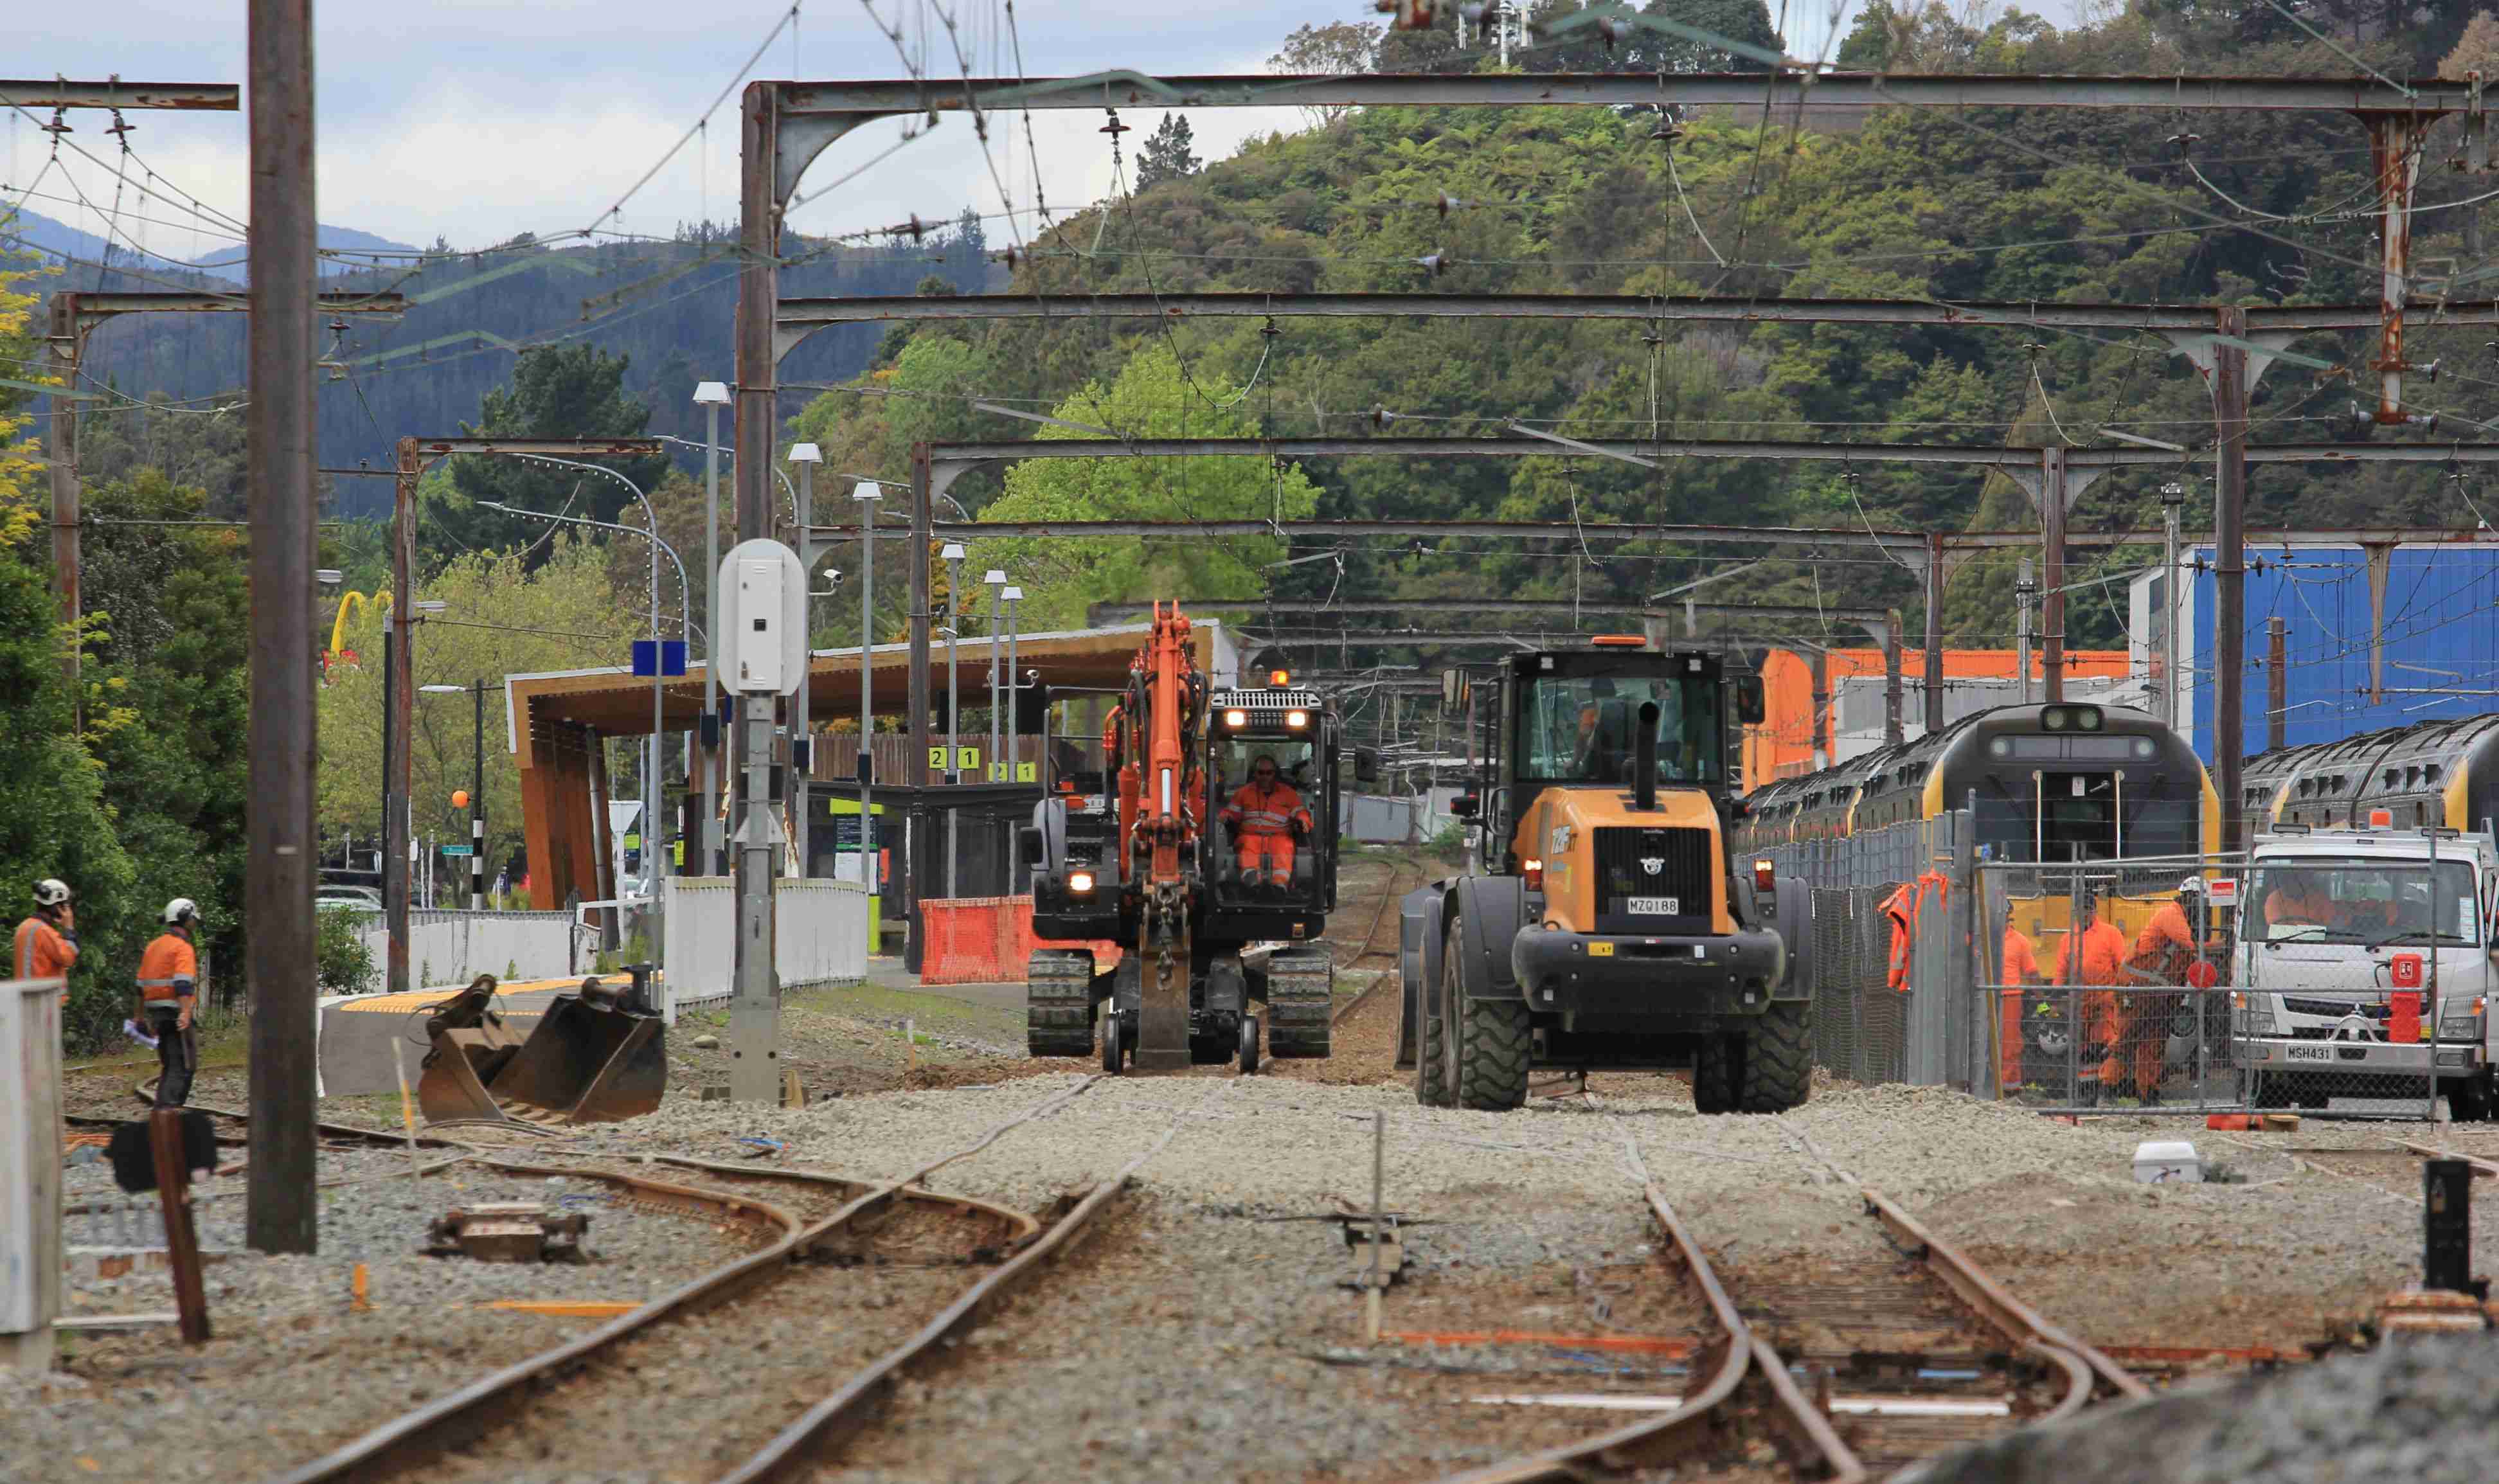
1764 825 2483 1121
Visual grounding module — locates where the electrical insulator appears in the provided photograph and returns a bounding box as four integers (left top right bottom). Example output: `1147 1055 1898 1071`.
1595 14 1628 51
1372 407 1397 429
1374 0 1438 30
1416 251 1447 274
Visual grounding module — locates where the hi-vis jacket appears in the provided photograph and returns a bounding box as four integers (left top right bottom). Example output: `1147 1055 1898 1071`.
1219 780 1312 837
136 933 198 1004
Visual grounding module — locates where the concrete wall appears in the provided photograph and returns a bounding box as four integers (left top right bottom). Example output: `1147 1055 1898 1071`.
659 877 869 1021
354 909 582 989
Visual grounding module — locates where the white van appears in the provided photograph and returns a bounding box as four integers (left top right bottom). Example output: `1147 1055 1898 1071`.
2233 826 2496 1117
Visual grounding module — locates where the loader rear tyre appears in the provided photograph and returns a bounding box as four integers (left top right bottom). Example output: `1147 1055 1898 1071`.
1455 993 1532 1112
1025 951 1097 1059
1736 1001 1814 1114
1415 976 1454 1109
1692 1033 1739 1115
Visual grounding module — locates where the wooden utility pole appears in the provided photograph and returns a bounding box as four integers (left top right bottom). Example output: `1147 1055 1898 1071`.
2214 307 2252 858
245 0 321 1255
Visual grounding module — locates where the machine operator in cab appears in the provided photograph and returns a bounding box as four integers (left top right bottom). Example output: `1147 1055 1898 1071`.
1219 753 1314 889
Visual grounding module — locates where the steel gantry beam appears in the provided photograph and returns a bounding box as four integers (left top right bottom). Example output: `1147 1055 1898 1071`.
0 79 238 110
775 292 2499 362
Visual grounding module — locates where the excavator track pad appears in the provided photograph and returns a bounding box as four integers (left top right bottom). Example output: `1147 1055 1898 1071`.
1025 950 1098 1058
1265 947 1333 1059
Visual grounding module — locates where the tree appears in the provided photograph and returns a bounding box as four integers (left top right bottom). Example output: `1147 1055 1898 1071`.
1271 22 1381 125
971 344 1322 632
1136 114 1202 192
434 344 673 561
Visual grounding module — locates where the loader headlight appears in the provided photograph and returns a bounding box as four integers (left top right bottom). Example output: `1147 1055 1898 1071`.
1068 870 1095 895
1522 857 1544 891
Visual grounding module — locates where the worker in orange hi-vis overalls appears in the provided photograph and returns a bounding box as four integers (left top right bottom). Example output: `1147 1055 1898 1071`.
136 899 203 1108
1998 920 2043 1091
2117 877 2207 1107
1218 754 1314 888
2050 893 2133 1106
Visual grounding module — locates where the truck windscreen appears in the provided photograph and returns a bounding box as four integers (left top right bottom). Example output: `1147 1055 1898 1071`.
2248 858 2481 946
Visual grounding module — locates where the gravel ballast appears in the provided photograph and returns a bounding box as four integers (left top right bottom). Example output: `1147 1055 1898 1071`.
22 1013 2499 1483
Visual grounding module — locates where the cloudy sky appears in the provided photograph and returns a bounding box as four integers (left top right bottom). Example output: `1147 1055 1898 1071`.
10 0 2072 261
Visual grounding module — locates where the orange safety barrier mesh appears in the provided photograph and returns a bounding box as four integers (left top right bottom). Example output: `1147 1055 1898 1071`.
918 896 1122 985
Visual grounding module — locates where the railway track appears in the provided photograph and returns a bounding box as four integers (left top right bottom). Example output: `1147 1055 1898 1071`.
1429 1127 2147 1484
265 1075 1174 1484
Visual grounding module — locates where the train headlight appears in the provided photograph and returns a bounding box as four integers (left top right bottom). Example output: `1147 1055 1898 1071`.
1989 737 2011 757
1223 709 1248 728
2133 737 2156 758
1068 870 1096 895
1285 709 1309 728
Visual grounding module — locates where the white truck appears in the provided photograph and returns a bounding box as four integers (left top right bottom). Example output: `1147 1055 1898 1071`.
2232 825 2497 1119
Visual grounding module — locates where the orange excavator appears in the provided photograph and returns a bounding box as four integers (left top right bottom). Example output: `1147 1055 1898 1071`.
1023 603 1347 1071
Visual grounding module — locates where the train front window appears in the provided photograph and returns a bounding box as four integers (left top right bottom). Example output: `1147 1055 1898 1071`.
1517 674 1721 785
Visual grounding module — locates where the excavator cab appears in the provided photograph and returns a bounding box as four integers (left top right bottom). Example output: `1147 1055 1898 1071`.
1205 688 1338 915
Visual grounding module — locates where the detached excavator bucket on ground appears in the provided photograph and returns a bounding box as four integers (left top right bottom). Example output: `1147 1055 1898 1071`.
417 974 668 1127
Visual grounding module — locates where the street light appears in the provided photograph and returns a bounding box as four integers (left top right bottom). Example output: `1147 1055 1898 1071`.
789 442 823 879
854 480 882 902
941 541 967 899
694 380 732 875
1002 586 1025 796
420 681 489 907
984 568 1007 785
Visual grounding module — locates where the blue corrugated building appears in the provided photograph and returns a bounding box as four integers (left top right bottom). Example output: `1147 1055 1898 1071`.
2129 541 2499 762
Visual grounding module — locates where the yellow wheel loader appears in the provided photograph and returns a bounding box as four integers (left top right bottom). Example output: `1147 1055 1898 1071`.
1396 640 1814 1113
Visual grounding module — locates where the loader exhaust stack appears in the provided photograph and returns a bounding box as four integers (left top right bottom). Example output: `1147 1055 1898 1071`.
1631 701 1660 814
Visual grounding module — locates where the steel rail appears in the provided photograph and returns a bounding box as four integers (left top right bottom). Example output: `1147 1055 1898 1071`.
2399 1140 2499 1179
269 1077 1101 1484
1860 1188 2150 1404
711 1122 1176 1484
1426 1184 1861 1484
64 1081 470 1152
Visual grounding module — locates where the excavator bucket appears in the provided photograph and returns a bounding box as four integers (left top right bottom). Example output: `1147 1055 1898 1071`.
417 975 668 1127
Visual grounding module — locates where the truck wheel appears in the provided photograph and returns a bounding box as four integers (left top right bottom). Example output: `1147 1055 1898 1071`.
1416 925 1456 1108
1737 1001 1813 1113
1692 1034 1739 1114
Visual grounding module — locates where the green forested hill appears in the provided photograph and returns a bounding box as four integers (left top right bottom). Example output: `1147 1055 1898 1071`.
796 0 2499 653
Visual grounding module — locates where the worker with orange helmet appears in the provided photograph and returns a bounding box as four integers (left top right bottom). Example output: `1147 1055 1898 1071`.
14 877 79 1010
2115 876 2216 1106
1219 753 1314 889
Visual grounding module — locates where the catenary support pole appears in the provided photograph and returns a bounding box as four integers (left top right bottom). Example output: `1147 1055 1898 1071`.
2162 483 2185 731
2214 307 2251 857
1922 533 1946 737
2267 616 2288 752
794 457 812 879
729 694 780 1103
472 681 486 907
703 402 722 875
2015 557 2035 706
245 0 319 1256
2040 446 2068 704
1883 611 1905 747
858 484 877 929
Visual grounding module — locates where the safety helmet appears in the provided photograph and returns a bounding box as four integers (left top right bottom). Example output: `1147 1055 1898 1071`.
163 897 199 927
2178 875 2205 896
31 878 71 907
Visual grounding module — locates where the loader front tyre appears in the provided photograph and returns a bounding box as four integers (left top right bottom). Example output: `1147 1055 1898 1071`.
1455 988 1531 1113
1692 1033 1739 1114
1737 1001 1813 1114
